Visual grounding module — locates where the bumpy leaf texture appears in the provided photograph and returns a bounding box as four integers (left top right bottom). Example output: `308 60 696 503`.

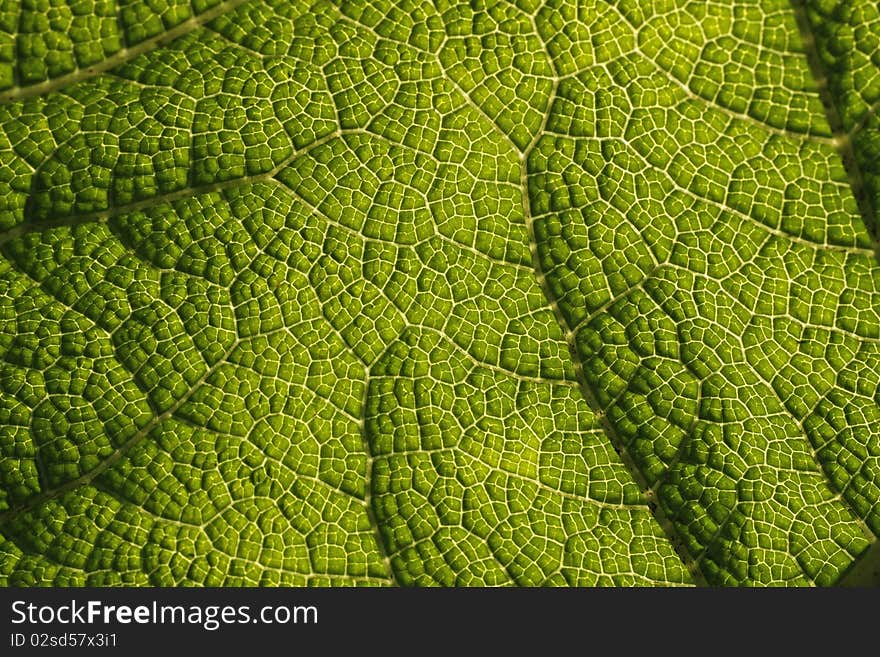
0 0 879 587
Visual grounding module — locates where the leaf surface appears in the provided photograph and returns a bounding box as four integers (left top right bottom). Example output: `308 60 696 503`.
0 0 878 586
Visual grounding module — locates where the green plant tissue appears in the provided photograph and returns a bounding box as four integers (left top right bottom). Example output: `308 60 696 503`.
0 0 879 587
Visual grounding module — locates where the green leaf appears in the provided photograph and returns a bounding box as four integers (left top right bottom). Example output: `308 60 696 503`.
0 0 878 587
